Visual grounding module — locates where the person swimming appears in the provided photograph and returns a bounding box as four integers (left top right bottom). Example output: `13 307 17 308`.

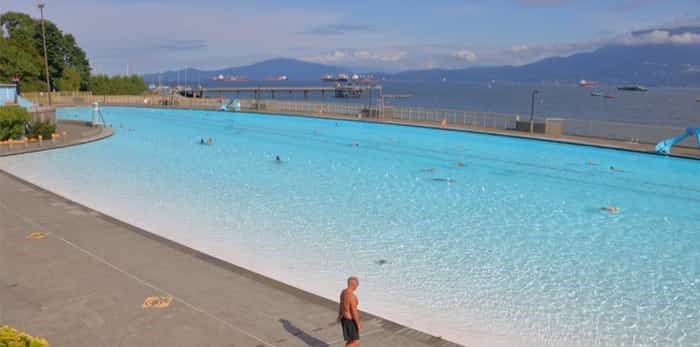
601 206 620 213
200 138 205 145
207 138 213 145
456 162 465 167
432 177 456 183
609 166 623 172
275 155 282 163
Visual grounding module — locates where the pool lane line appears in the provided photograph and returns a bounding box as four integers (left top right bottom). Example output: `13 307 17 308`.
0 199 277 347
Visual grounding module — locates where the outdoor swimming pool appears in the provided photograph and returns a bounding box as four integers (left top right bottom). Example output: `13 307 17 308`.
1 106 698 347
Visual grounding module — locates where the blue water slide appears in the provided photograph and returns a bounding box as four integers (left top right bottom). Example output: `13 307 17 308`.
219 98 240 112
655 128 700 154
17 96 36 108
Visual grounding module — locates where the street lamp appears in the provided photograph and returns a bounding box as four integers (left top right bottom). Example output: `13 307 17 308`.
38 2 51 105
529 89 539 133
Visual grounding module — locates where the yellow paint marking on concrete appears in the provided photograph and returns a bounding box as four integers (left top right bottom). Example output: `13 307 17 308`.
143 296 172 308
26 232 48 239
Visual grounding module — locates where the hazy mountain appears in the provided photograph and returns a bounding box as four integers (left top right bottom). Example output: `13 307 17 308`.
143 58 350 83
144 27 700 87
394 27 700 86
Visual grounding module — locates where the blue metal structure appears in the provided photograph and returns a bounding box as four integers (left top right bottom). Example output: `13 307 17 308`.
655 128 700 154
0 84 17 105
219 98 241 112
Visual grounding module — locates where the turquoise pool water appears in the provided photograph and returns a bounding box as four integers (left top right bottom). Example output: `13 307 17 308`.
1 107 698 346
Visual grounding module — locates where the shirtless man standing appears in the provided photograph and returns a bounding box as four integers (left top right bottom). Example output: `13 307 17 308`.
338 276 361 347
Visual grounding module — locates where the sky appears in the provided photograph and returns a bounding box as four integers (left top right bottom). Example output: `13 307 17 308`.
1 0 699 75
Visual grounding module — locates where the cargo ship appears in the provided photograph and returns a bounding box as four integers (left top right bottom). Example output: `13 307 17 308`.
578 80 597 87
212 74 249 82
617 85 648 92
321 74 349 82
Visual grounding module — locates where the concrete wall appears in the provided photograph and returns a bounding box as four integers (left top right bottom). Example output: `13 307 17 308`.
29 107 56 124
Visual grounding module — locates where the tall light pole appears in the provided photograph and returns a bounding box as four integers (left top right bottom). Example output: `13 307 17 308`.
38 3 51 105
529 89 539 134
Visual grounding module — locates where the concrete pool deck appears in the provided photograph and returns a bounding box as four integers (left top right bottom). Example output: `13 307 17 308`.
0 170 465 347
0 120 113 157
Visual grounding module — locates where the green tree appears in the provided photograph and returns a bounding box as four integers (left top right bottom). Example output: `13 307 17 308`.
0 11 91 91
56 67 81 91
0 38 42 82
63 34 91 90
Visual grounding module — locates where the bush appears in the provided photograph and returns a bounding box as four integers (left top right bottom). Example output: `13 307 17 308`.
0 106 30 141
26 121 56 139
0 325 49 347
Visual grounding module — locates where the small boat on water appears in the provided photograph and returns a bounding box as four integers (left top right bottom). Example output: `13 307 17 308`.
591 92 616 99
579 80 597 87
264 75 288 81
617 85 648 92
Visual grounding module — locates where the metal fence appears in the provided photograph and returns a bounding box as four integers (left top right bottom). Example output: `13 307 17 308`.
22 92 221 109
389 106 522 130
238 99 370 118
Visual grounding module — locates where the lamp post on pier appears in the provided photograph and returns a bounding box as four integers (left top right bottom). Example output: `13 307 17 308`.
38 3 51 105
529 89 539 133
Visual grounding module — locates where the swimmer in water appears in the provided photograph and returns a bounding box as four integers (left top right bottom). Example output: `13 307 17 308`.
432 178 456 183
275 155 281 163
200 138 205 145
586 160 598 166
207 138 213 145
609 166 623 172
601 206 620 213
456 162 465 167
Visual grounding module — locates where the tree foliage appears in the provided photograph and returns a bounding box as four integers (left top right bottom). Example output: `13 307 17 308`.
56 67 81 91
0 11 91 92
0 106 31 141
88 74 147 95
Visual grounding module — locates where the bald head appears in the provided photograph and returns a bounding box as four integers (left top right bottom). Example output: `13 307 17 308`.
347 276 359 289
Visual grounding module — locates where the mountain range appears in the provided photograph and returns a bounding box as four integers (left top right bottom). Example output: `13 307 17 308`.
143 26 700 87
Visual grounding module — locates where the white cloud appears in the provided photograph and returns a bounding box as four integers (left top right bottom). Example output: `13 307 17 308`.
454 50 478 62
617 30 700 46
307 49 407 65
510 45 530 53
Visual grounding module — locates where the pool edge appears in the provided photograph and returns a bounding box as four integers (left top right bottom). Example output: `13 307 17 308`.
0 168 464 347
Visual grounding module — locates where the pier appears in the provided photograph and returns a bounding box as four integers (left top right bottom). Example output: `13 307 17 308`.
200 85 383 99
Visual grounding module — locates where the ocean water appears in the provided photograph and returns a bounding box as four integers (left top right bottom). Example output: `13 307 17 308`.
202 80 700 127
1 106 699 347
